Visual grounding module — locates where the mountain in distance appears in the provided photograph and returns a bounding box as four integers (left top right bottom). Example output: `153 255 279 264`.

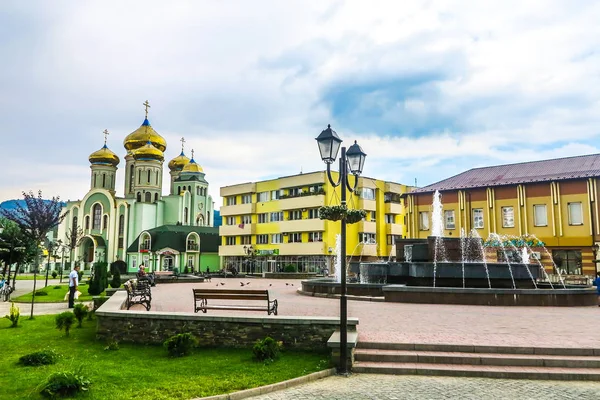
0 199 65 211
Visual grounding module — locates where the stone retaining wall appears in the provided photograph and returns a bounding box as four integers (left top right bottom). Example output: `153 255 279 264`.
96 292 359 350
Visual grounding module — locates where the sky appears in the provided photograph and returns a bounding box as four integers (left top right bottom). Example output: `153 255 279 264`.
1 0 600 206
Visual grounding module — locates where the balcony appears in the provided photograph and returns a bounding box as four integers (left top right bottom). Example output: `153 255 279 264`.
357 220 377 233
219 224 255 236
385 224 404 235
220 203 256 216
187 243 199 252
279 194 325 210
280 219 325 232
279 241 325 255
384 202 402 214
360 243 378 257
221 182 256 197
358 198 376 211
219 245 247 257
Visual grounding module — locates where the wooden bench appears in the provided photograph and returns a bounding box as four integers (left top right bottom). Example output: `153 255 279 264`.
193 289 278 315
124 279 152 311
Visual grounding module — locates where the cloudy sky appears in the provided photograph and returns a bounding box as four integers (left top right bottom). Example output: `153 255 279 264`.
1 1 600 205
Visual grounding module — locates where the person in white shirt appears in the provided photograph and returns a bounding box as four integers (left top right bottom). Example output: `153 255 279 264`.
68 265 80 308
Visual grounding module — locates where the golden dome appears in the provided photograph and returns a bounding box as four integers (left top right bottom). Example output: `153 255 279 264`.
182 158 204 173
89 145 120 167
123 118 167 152
132 141 164 162
168 151 190 171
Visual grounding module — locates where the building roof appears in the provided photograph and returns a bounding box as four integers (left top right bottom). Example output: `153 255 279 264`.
127 225 219 253
412 153 600 194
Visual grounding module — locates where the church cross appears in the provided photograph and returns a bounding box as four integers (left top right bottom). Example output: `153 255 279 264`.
143 100 151 118
180 137 186 152
103 129 109 145
191 149 195 160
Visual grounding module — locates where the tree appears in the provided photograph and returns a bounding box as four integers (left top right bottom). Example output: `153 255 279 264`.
65 225 84 272
0 218 37 288
0 191 66 319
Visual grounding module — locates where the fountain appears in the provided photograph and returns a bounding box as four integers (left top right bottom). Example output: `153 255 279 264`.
301 192 596 306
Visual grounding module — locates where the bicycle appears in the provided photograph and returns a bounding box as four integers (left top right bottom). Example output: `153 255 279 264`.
0 280 14 302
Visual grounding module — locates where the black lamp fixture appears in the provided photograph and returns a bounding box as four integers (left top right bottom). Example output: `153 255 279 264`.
315 124 366 375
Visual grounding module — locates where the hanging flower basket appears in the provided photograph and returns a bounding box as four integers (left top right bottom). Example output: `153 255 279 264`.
319 205 346 221
346 209 367 224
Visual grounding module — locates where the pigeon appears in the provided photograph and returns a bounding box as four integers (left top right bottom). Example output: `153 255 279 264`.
291 284 294 286
286 283 289 286
215 284 219 287
246 282 250 285
240 282 245 287
269 284 272 286
220 282 225 286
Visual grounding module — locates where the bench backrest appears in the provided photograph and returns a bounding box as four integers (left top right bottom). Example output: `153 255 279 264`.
193 288 270 301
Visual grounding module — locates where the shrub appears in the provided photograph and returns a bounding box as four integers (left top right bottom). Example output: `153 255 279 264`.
88 262 108 296
77 270 84 282
163 333 198 357
55 312 75 337
4 302 20 327
284 264 297 273
53 286 62 289
19 349 59 366
39 369 91 398
252 336 283 362
183 266 189 274
35 290 49 296
104 339 119 351
72 304 89 328
109 267 121 289
51 271 58 279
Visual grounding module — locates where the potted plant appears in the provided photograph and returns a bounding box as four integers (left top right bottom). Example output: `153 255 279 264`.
346 209 367 224
318 205 346 221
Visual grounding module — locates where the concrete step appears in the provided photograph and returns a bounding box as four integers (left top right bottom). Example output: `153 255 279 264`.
354 348 600 368
353 361 600 381
357 341 600 357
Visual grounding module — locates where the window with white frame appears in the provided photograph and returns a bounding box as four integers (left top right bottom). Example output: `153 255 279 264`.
360 188 375 200
288 210 302 220
502 206 515 228
444 210 455 229
226 196 237 206
288 187 301 197
270 211 283 222
257 213 269 223
370 211 376 222
257 192 269 202
226 216 236 225
225 236 236 245
419 211 429 231
359 232 376 244
308 232 323 242
257 234 269 244
385 214 395 224
473 208 484 229
241 194 252 204
533 204 548 226
271 234 283 244
241 235 251 245
309 184 323 193
241 215 252 224
288 233 302 243
271 190 282 200
308 208 319 219
187 255 194 268
568 202 583 225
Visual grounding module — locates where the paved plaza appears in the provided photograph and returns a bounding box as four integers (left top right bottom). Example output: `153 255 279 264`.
248 374 600 400
151 277 600 348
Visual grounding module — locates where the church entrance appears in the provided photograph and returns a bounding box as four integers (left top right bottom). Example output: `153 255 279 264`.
162 256 174 271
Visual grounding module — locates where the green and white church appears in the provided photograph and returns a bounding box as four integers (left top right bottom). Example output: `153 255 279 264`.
56 102 219 273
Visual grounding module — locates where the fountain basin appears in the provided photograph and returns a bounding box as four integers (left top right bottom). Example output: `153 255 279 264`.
383 285 597 307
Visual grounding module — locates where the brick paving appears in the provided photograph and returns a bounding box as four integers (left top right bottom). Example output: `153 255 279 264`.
152 277 600 348
249 374 600 400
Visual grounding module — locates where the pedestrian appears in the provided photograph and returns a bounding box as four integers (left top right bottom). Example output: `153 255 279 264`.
68 264 80 308
206 266 210 275
593 273 600 307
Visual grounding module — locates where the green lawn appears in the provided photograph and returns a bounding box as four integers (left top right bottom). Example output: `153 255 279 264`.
0 315 329 399
11 284 105 303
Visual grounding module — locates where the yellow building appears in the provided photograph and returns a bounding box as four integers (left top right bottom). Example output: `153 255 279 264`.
219 171 412 274
405 154 600 277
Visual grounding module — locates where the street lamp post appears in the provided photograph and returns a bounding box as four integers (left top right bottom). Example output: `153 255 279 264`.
45 241 55 287
315 124 366 375
57 240 65 283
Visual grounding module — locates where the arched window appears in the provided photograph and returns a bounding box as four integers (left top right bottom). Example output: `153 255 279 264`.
184 207 188 224
147 170 151 183
93 174 97 187
145 192 151 202
92 204 102 230
188 185 191 192
102 173 106 188
103 215 108 230
178 186 181 195
138 169 141 184
154 193 158 202
156 171 159 184
129 165 135 193
137 192 142 202
207 211 210 226
85 216 90 230
118 215 125 236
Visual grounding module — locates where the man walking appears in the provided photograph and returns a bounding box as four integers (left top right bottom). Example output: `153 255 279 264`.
68 264 80 308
